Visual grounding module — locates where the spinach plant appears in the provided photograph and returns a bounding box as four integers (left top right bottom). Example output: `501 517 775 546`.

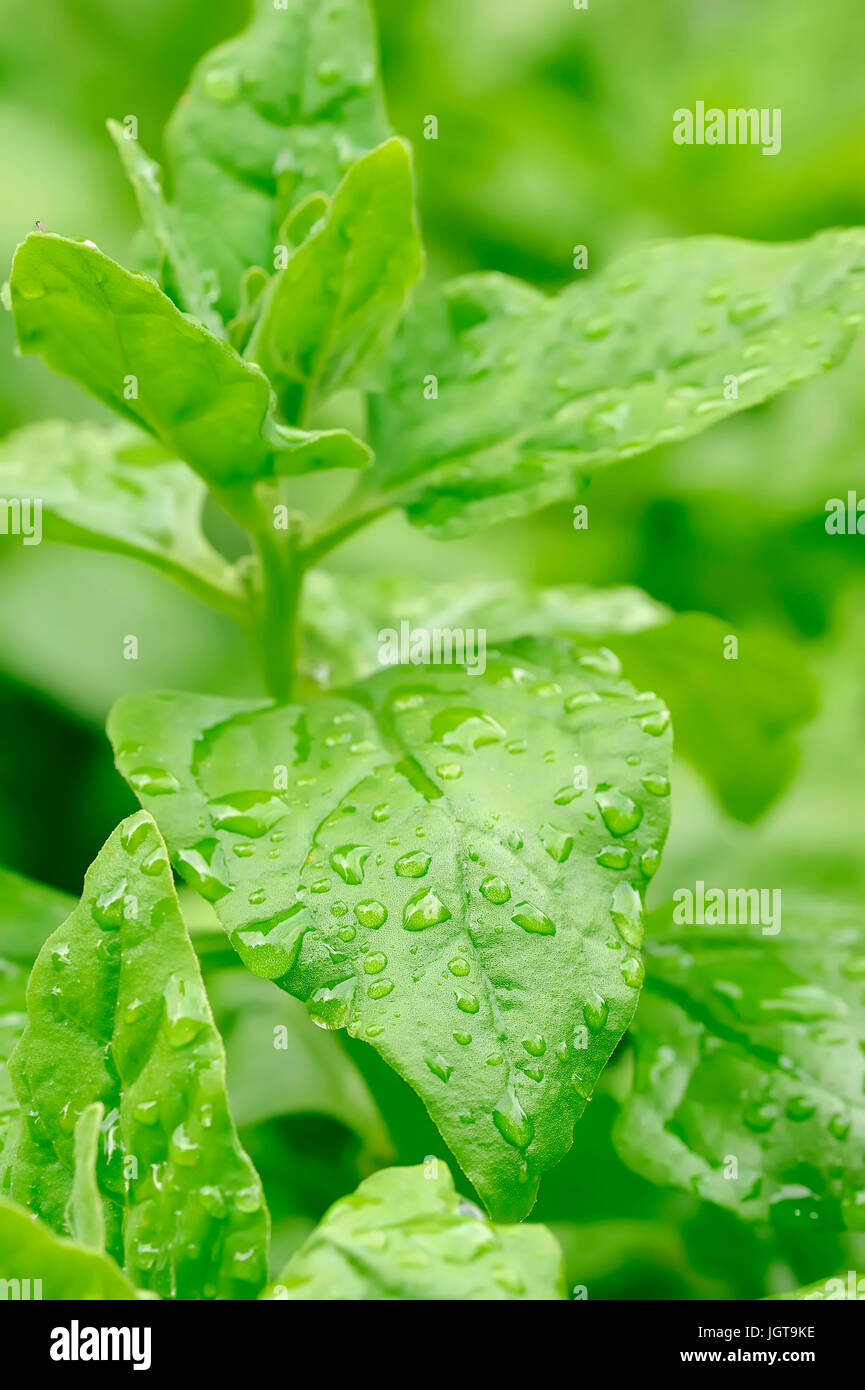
1 0 864 1299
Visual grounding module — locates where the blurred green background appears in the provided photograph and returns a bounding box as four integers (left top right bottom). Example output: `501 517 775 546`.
0 0 863 1297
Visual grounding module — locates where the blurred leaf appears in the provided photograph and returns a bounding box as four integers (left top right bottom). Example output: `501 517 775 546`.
610 614 818 821
0 865 74 963
766 1270 865 1300
0 420 242 608
0 867 74 1159
163 0 390 318
0 1196 138 1299
248 140 423 422
109 644 671 1221
263 1163 566 1300
205 967 390 1153
5 811 269 1298
614 896 865 1231
366 233 865 536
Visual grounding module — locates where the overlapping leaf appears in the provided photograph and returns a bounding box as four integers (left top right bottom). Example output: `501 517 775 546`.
0 420 241 605
264 1163 566 1300
248 139 423 422
365 232 865 536
301 574 816 820
9 233 368 487
109 642 671 1220
0 869 72 1166
0 1196 139 1300
614 897 865 1231
6 812 269 1298
160 0 390 319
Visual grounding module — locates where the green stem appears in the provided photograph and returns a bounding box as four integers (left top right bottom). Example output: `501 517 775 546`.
253 511 304 703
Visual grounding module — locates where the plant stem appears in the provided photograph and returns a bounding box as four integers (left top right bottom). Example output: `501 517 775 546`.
253 513 303 703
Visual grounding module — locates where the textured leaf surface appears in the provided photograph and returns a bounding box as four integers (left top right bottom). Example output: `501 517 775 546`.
302 574 816 820
248 139 423 421
614 898 865 1231
163 0 390 318
10 234 368 487
0 1196 138 1299
0 420 240 601
109 645 671 1220
264 1163 566 1300
366 232 865 536
6 812 269 1298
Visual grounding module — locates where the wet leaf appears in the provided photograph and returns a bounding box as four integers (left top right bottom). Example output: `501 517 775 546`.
5 812 269 1298
263 1163 566 1300
614 897 865 1231
109 644 671 1220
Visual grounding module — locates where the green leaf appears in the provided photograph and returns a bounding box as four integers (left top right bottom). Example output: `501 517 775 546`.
0 421 243 611
301 575 816 820
6 811 269 1298
0 1196 139 1299
10 233 368 489
263 1163 566 1300
107 120 223 335
766 1271 865 1300
614 897 865 1231
0 869 73 1165
606 614 818 822
206 967 390 1152
272 426 371 477
248 140 423 422
365 232 865 536
0 865 74 965
108 644 672 1221
162 0 390 319
66 1103 105 1252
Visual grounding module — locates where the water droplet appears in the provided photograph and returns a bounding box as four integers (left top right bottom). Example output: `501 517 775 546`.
175 840 230 902
368 978 394 999
395 850 431 878
641 773 670 796
308 978 354 1030
522 1035 546 1057
430 707 506 753
164 973 208 1048
403 889 451 931
512 901 556 936
208 791 286 838
329 844 370 885
640 848 660 878
609 882 645 947
455 990 479 1014
425 1052 453 1082
595 785 642 836
583 990 609 1032
539 823 573 863
120 812 151 853
596 845 631 870
354 899 387 929
448 958 471 977
620 955 644 989
786 1095 817 1122
363 952 388 975
493 1087 534 1150
480 876 511 904
128 766 180 796
640 710 670 737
